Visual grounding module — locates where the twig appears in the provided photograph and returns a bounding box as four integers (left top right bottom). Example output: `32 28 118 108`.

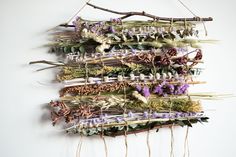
36 65 61 71
29 60 65 66
86 2 213 22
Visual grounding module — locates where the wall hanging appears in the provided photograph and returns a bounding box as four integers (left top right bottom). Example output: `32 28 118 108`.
30 1 218 157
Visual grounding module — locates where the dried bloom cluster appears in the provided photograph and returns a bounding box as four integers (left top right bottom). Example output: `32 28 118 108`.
30 3 213 137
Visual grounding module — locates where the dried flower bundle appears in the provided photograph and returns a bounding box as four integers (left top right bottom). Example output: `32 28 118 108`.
30 2 214 139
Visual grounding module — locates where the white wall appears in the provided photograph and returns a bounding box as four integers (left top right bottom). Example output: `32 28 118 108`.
0 0 236 157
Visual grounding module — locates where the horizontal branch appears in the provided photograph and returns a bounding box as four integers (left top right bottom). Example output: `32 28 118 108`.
87 2 213 22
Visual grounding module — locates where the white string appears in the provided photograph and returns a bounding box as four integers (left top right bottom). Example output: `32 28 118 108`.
67 0 92 24
177 0 208 36
177 0 197 17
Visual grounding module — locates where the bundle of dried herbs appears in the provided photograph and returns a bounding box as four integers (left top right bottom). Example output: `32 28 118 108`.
30 3 215 156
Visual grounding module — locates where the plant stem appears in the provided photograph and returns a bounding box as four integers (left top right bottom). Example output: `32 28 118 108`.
86 3 213 22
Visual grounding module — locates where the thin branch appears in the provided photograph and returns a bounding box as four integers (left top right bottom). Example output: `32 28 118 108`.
29 60 65 66
36 65 61 72
87 2 213 22
59 23 75 28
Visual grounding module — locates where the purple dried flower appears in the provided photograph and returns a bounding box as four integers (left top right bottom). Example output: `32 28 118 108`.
115 117 123 123
90 27 97 33
179 113 184 117
136 85 142 92
191 112 196 116
188 112 193 116
117 18 122 23
174 112 181 118
108 53 113 57
92 118 98 125
108 26 115 33
160 81 166 86
175 83 189 95
162 113 167 118
100 114 107 119
153 85 163 95
142 86 150 98
152 112 158 118
181 83 189 93
95 118 101 123
168 84 175 94
110 18 117 23
110 18 121 23
128 111 134 117
143 111 149 119
174 87 182 95
131 48 136 55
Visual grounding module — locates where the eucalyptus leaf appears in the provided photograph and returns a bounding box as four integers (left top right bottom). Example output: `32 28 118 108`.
79 45 85 54
71 46 76 53
200 117 209 123
175 120 185 127
183 120 192 127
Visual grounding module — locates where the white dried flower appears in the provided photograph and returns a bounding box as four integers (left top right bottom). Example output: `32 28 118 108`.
96 43 110 54
117 75 123 81
130 73 135 81
88 77 94 83
139 73 145 80
174 73 179 79
156 73 161 79
149 73 154 80
103 76 109 82
162 73 167 79
132 91 148 104
167 72 172 79
131 27 136 33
